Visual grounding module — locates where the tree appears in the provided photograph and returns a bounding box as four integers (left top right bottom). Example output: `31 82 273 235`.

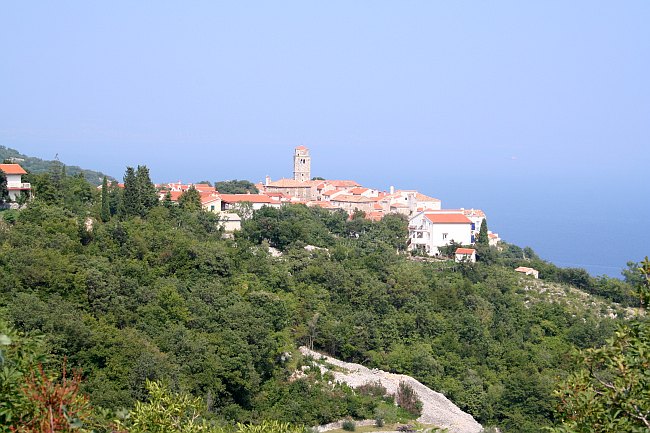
136 165 159 213
13 364 94 433
550 257 650 433
178 186 202 211
115 380 213 433
0 169 8 204
215 180 258 194
122 167 141 217
108 180 122 216
478 219 489 246
100 177 110 222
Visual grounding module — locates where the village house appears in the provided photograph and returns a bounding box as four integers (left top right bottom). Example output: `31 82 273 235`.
0 163 31 203
408 211 473 255
515 266 539 278
420 209 486 243
455 248 477 263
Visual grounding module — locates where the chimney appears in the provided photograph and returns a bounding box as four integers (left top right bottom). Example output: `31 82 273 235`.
265 176 270 186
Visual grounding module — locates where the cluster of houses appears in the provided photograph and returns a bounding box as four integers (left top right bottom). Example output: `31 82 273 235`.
2 152 544 276
152 147 502 258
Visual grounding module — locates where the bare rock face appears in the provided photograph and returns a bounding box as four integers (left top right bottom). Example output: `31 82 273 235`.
299 347 483 433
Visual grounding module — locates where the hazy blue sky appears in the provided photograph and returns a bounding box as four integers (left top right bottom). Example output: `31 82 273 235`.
1 2 649 275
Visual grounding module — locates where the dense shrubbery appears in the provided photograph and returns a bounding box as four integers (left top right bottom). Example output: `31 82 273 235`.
0 165 639 432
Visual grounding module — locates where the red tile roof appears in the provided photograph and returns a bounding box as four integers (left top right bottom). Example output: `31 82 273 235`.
425 214 472 224
219 194 273 204
349 187 369 195
326 180 361 188
295 145 308 150
0 164 27 175
455 248 476 255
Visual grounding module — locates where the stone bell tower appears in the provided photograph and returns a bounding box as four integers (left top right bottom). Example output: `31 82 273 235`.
293 146 311 182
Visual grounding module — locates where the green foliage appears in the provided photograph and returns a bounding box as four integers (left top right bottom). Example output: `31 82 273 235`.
341 420 355 431
549 257 650 433
0 321 47 432
0 170 8 204
179 186 202 211
0 180 633 433
116 380 214 433
215 180 258 194
478 219 489 246
100 176 110 222
122 166 159 218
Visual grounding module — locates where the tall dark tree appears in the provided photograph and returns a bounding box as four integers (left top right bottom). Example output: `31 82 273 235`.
136 165 158 213
122 167 140 217
478 219 489 245
108 180 122 216
0 169 8 204
100 176 110 222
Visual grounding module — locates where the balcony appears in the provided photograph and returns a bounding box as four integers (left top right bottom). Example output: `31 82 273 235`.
7 182 31 190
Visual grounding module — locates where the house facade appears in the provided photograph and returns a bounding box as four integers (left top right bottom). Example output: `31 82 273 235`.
0 163 31 203
408 211 473 255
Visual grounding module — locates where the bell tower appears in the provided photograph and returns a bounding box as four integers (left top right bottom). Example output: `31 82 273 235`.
293 146 311 182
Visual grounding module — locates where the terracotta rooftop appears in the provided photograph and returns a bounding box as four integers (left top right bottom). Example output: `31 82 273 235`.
0 164 27 175
424 214 472 224
455 248 476 255
219 194 273 204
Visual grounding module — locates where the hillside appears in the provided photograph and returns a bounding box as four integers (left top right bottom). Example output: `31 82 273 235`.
0 170 641 433
0 145 115 185
300 347 482 433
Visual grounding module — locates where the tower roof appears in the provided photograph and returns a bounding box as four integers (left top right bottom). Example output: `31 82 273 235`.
295 145 308 151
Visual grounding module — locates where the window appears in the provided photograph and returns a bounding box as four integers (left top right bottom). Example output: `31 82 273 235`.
442 233 448 240
210 205 215 211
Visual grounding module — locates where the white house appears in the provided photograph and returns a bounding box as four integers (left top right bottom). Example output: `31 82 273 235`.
455 248 477 263
382 190 442 216
515 266 539 279
422 209 486 244
0 164 31 203
218 212 242 232
408 211 473 255
219 194 279 212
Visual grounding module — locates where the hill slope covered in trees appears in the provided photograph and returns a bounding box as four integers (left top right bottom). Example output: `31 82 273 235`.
0 145 114 185
0 165 642 433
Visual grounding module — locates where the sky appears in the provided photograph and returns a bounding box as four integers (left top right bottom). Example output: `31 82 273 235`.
1 2 649 276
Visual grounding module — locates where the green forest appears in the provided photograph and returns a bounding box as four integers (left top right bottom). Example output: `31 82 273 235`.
0 164 646 433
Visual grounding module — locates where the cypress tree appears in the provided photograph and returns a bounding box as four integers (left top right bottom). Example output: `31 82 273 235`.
136 165 158 215
100 176 110 222
0 170 8 204
478 219 489 245
122 167 140 217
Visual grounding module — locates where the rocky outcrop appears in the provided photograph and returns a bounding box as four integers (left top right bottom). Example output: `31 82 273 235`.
299 347 483 433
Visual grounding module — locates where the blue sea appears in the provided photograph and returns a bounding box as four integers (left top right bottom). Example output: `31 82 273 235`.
435 176 646 278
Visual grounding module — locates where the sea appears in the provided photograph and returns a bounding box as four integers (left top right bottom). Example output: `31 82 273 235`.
432 175 646 279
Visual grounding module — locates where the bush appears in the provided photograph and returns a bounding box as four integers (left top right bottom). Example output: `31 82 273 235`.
356 381 387 398
395 382 423 417
342 420 355 431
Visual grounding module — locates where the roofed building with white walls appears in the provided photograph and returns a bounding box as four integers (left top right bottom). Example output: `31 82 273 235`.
0 163 31 203
408 211 473 256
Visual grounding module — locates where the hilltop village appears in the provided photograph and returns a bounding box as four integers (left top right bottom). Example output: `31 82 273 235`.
1 146 500 258
161 146 500 257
